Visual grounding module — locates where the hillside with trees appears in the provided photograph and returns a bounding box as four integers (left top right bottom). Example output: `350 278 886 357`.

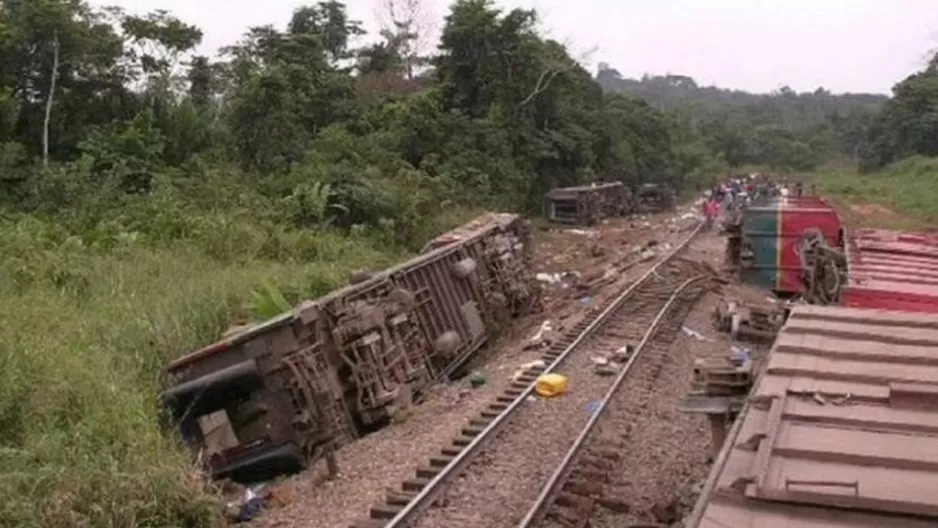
1 0 935 525
819 49 938 222
597 65 888 170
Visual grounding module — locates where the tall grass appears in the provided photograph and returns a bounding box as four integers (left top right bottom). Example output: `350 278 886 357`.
0 205 481 527
815 156 938 227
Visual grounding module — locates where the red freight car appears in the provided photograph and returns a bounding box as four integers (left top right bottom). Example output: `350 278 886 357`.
841 228 938 313
739 196 844 294
161 213 540 483
688 305 938 528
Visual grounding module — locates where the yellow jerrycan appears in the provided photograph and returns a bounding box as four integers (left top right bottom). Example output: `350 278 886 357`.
535 373 568 398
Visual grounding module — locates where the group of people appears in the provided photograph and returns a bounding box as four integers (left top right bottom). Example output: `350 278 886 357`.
699 173 806 228
701 177 750 225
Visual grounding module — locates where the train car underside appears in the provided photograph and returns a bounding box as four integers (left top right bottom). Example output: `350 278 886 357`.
162 213 541 483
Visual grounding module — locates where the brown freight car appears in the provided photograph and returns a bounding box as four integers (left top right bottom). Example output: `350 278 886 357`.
543 181 633 225
688 305 938 528
160 213 540 483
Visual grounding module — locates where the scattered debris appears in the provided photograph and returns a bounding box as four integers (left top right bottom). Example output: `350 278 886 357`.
712 299 789 342
611 344 634 363
527 320 554 346
225 485 269 523
512 359 547 381
593 363 618 376
586 401 602 416
535 272 563 284
468 371 487 388
681 326 710 341
590 343 635 376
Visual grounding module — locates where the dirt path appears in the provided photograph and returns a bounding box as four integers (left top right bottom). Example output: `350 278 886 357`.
247 206 705 528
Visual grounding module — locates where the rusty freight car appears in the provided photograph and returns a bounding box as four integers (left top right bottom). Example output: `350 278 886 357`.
840 228 938 313
543 181 632 225
161 213 540 483
688 305 938 528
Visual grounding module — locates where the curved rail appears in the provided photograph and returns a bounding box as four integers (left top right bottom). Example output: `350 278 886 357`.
516 274 708 527
378 221 705 528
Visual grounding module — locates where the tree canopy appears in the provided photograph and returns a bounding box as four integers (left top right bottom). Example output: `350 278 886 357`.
597 67 887 170
861 53 938 170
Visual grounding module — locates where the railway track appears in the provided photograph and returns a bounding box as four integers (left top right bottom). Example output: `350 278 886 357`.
518 276 709 528
351 222 711 528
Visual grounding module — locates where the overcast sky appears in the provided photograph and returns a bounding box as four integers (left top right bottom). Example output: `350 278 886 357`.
90 0 938 95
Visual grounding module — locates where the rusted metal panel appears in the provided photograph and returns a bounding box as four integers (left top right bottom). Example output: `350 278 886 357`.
422 212 522 252
688 304 938 528
543 182 632 225
162 213 540 482
842 228 938 314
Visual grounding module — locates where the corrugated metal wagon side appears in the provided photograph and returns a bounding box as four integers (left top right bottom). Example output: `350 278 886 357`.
688 304 938 528
160 213 539 483
842 228 938 313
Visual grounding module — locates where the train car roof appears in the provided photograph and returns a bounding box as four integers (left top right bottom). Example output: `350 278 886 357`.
688 304 938 528
843 228 938 313
545 181 625 195
746 196 837 213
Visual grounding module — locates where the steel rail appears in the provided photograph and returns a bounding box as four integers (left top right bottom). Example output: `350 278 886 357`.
516 274 709 527
381 221 704 528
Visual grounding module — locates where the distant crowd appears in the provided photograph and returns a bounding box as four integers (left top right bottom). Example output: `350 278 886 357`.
700 173 806 224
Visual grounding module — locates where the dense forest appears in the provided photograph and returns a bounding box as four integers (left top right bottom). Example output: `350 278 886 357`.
1 0 938 525
597 67 888 170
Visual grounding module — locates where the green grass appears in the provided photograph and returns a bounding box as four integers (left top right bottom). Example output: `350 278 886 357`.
0 206 478 527
813 156 938 229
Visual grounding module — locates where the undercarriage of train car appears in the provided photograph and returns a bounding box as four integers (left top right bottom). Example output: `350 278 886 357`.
161 214 540 484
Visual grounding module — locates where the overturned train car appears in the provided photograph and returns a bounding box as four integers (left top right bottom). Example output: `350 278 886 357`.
634 183 676 213
161 213 540 482
543 181 633 225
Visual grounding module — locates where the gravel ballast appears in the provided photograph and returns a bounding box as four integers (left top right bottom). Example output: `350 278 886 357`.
412 257 710 528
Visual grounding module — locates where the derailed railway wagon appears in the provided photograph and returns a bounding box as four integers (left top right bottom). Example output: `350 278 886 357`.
543 181 632 225
634 182 676 213
688 304 938 528
161 213 540 483
735 196 844 295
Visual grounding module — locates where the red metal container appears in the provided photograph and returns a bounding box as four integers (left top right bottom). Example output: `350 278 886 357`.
842 228 938 314
739 196 843 294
